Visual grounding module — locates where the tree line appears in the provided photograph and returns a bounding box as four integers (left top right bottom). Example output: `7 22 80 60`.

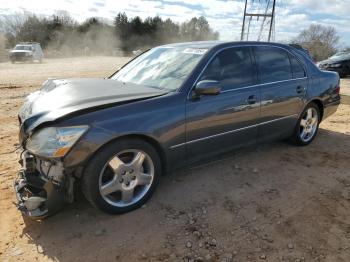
0 12 219 56
1 11 348 61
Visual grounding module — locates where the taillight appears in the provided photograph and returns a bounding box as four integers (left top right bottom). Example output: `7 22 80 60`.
335 85 340 94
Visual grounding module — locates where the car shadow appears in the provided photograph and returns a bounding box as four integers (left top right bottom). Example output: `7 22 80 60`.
20 128 350 261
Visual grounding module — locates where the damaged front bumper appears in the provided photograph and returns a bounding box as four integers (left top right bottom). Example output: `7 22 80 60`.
14 151 74 219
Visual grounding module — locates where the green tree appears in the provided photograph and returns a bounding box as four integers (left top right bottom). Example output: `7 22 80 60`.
180 16 218 41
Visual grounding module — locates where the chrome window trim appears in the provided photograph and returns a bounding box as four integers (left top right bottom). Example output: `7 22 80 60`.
170 114 298 149
219 77 307 93
187 44 308 98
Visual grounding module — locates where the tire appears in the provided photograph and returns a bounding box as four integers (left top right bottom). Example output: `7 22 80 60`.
339 72 346 78
82 138 161 214
289 102 320 146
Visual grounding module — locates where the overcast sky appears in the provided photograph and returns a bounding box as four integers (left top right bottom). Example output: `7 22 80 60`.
1 0 350 46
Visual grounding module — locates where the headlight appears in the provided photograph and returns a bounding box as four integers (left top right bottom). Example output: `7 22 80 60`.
26 126 88 158
330 63 342 68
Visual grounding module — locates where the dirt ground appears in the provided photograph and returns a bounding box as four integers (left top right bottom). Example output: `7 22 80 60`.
0 57 350 262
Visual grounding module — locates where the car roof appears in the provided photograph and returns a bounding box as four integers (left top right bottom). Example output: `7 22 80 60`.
162 40 315 76
160 40 293 50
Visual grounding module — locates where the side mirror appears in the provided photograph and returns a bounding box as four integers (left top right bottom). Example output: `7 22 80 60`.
194 80 221 96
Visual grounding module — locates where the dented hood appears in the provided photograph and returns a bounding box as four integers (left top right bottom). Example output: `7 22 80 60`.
19 78 167 134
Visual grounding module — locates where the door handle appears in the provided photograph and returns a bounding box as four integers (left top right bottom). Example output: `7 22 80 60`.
296 85 305 94
246 95 257 104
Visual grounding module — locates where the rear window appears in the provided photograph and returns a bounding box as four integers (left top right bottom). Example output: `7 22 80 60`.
255 46 292 83
290 55 306 78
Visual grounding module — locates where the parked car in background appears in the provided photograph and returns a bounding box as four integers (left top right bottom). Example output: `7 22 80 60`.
14 41 340 219
9 42 44 63
318 51 350 78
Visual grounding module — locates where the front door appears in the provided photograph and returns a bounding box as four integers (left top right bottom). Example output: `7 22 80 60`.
185 46 260 164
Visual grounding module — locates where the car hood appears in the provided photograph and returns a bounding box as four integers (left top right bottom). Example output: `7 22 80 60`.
319 58 347 65
19 78 168 134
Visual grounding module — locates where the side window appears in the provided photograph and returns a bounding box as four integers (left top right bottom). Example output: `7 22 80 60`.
255 47 292 83
290 55 306 78
200 47 255 91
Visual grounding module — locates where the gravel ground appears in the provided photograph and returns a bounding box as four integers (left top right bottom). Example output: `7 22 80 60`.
0 57 350 262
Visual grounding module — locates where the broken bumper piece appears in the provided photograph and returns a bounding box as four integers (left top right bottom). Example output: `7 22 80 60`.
14 153 68 219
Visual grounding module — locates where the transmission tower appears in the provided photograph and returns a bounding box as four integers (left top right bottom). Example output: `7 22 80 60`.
241 0 276 42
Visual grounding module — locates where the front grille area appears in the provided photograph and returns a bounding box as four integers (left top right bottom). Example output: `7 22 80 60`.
13 52 27 57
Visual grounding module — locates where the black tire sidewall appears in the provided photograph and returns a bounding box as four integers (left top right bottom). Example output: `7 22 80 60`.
82 138 161 214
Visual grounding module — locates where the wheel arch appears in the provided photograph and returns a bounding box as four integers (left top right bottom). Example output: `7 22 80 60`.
77 133 167 179
309 99 324 121
118 134 167 172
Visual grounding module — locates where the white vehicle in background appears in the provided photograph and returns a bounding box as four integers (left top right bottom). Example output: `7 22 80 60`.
9 42 44 63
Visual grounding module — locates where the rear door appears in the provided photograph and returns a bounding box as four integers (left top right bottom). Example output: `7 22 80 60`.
185 46 260 163
254 46 307 142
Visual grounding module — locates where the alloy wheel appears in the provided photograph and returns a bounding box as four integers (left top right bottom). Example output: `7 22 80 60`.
299 107 319 142
98 149 154 207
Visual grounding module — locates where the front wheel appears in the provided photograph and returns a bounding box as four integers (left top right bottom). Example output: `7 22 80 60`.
82 138 161 214
290 103 320 146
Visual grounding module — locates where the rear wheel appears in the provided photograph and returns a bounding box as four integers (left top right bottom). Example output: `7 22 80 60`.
339 72 346 78
82 138 161 214
290 103 320 146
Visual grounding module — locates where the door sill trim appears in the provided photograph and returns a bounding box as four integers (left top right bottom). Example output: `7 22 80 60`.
170 114 298 149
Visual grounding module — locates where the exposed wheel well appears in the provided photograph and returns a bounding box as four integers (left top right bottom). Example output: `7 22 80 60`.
310 99 324 121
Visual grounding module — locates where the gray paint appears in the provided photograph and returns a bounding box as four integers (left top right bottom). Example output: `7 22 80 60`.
18 41 341 175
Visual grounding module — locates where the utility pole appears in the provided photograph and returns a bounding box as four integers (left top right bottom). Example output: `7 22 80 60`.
267 0 276 41
240 0 276 42
240 0 248 41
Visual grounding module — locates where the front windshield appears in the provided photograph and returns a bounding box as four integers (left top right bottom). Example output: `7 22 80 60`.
14 45 32 51
111 46 207 91
330 52 350 60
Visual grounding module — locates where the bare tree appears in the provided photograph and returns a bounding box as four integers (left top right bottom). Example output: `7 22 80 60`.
0 13 26 35
293 24 340 61
0 13 27 48
0 33 8 61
